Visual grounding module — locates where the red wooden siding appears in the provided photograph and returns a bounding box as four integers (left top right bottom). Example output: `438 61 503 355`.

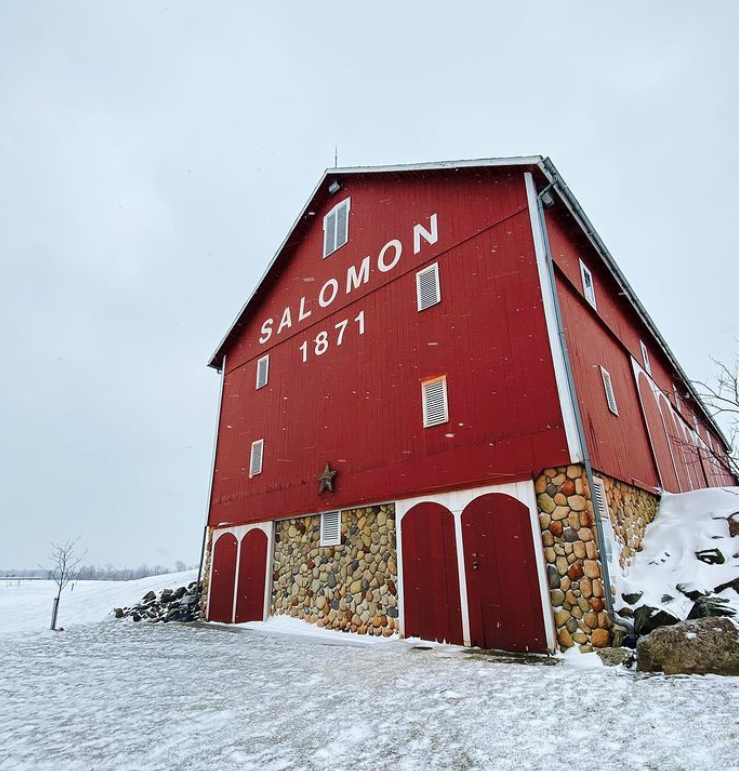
209 170 569 527
235 529 268 623
208 533 238 623
401 502 463 645
636 373 680 492
462 493 546 652
555 276 661 489
545 205 734 487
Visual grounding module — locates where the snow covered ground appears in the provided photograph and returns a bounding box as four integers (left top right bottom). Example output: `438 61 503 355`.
2 573 739 770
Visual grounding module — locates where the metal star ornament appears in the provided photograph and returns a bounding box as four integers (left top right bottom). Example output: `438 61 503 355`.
316 462 337 495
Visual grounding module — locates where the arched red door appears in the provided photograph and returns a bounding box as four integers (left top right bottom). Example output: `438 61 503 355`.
235 529 268 623
208 532 238 623
401 502 463 645
462 493 546 652
637 375 679 492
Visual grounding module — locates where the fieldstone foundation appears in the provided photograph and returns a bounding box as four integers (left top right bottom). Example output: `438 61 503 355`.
271 504 398 637
199 531 214 618
595 472 658 570
536 465 612 652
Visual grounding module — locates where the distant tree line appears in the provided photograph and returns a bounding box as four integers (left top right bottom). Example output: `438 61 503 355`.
3 561 194 581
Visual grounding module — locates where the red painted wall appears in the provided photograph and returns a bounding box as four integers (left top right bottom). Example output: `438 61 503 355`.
556 274 661 489
209 169 569 527
544 204 734 490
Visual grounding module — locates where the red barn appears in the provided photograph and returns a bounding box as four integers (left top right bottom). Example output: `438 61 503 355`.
200 157 735 653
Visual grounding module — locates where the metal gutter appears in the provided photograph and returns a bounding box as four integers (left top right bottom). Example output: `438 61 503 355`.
537 157 732 452
530 179 614 617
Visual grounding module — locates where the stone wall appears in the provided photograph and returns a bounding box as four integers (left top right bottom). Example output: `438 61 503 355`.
536 465 612 652
271 505 398 637
595 472 659 571
198 528 214 618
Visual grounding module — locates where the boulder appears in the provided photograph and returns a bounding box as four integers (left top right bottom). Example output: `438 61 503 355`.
633 605 680 636
142 591 156 602
621 591 643 605
637 618 739 676
597 647 634 668
714 577 739 595
687 595 736 619
695 548 725 565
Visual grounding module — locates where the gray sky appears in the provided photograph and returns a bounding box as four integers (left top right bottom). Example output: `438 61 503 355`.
2 2 737 570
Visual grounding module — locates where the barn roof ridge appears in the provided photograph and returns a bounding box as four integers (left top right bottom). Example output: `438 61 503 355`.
207 155 729 451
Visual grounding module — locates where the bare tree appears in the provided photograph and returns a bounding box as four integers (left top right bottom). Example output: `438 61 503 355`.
43 538 86 631
692 353 739 479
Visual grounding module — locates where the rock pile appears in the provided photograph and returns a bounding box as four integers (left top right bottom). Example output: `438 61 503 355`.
113 582 201 623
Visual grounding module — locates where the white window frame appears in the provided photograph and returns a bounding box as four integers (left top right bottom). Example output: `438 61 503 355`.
249 439 264 477
416 263 441 311
256 354 270 390
600 366 619 416
639 340 651 376
579 259 597 310
323 197 351 258
673 384 682 412
422 375 449 428
320 511 342 546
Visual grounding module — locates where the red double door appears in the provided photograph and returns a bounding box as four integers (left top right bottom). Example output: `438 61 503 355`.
208 529 268 624
402 493 546 652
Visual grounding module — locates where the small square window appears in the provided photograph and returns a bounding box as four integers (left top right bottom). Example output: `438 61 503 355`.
579 260 597 310
639 341 651 375
323 198 351 258
320 511 341 546
416 263 441 311
600 366 618 416
249 439 264 477
422 376 449 428
256 354 269 390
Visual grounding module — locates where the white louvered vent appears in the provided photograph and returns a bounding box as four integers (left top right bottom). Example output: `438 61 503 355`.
320 511 341 546
639 340 651 375
256 354 269 390
591 476 608 522
600 366 619 415
323 198 351 258
422 376 449 428
416 263 441 311
580 259 597 310
592 476 621 576
249 439 264 477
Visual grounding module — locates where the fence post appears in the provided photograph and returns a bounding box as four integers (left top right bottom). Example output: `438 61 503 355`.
50 597 59 631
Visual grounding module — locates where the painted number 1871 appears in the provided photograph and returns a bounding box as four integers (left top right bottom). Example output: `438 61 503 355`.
299 310 365 363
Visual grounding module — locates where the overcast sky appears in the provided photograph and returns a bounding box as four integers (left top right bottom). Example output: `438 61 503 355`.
2 2 737 570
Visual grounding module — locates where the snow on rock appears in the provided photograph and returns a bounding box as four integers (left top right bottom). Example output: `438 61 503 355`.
113 581 201 624
618 487 739 623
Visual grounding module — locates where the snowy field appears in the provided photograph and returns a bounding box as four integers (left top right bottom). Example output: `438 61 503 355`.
1 574 739 770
